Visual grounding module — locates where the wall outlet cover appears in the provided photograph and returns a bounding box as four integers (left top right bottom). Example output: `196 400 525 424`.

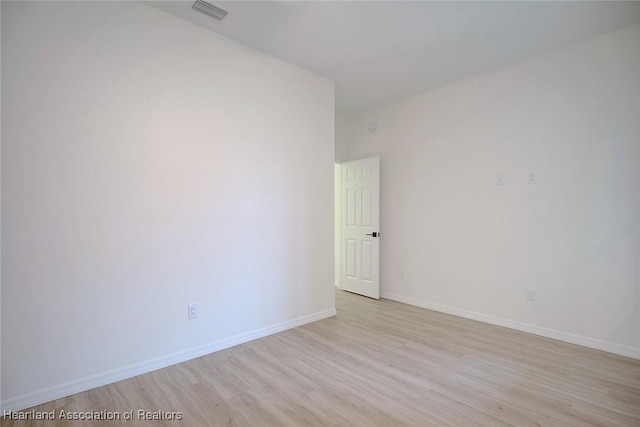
526 289 536 301
188 304 199 319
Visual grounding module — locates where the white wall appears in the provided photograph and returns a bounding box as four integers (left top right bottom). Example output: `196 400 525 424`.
335 114 350 163
0 0 3 406
1 1 335 410
334 164 341 289
334 114 350 290
347 23 640 358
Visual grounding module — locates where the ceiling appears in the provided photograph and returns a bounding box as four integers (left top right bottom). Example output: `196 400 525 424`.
148 1 640 115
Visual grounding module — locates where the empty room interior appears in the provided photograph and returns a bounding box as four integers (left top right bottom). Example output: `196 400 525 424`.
1 0 640 425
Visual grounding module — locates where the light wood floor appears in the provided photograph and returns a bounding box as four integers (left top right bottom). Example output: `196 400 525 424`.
4 290 640 426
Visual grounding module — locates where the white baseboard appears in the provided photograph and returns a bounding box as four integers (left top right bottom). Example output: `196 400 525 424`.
382 292 640 360
1 308 336 413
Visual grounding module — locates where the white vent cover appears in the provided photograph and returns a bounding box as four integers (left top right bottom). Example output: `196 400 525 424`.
192 0 228 21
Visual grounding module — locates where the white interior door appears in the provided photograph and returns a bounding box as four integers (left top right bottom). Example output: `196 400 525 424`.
341 156 380 299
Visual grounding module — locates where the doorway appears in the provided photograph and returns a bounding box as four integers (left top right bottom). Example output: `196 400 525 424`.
335 157 381 299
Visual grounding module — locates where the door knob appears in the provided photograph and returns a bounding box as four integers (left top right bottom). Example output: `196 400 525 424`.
365 232 380 237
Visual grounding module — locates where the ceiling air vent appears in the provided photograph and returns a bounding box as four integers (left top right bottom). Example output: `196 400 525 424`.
192 0 228 21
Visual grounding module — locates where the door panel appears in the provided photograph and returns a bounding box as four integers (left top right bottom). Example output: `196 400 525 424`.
346 239 357 278
341 156 380 299
362 241 373 282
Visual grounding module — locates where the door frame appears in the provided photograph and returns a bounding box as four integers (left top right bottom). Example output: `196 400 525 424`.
334 163 342 290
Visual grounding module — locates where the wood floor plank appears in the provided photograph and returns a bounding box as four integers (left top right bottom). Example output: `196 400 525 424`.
3 290 639 426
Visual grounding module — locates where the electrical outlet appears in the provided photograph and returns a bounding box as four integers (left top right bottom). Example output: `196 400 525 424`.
188 303 199 319
400 270 405 279
528 173 537 184
526 289 536 301
496 174 505 186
